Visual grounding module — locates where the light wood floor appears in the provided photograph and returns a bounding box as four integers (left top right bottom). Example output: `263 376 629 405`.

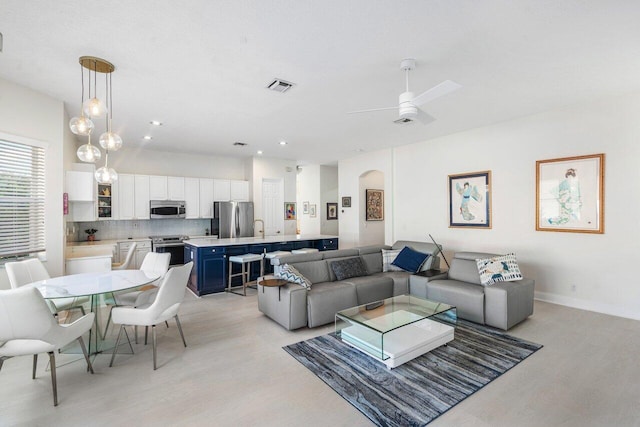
1 290 639 427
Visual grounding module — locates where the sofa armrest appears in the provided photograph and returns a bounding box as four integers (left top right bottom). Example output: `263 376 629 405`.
484 277 535 330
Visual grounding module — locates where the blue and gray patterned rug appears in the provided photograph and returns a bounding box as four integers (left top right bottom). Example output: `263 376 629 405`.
284 320 542 426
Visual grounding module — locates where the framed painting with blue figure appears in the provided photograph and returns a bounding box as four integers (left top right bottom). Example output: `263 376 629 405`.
448 170 492 228
536 153 604 233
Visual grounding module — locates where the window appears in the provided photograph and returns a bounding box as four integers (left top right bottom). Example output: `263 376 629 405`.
0 138 46 259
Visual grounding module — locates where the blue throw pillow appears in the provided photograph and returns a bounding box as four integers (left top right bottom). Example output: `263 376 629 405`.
391 246 429 273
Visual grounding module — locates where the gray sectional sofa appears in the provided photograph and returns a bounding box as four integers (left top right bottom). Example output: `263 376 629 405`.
258 243 535 331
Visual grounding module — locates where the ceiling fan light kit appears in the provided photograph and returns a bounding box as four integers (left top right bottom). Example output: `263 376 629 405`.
348 57 461 125
70 56 123 184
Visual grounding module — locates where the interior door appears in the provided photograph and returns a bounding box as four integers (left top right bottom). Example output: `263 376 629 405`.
262 179 284 236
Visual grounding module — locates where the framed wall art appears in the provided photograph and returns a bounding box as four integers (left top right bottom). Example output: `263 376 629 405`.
327 202 338 220
448 171 491 228
365 189 384 221
303 201 309 214
309 204 317 218
341 196 351 208
284 202 296 220
536 153 604 233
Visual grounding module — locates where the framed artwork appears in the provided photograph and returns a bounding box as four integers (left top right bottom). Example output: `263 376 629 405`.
365 189 384 221
303 201 309 214
448 171 491 228
284 202 296 220
342 196 351 208
327 202 338 220
536 153 604 233
309 204 317 218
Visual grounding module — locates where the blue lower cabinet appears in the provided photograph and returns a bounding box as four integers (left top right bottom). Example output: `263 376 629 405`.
318 238 338 251
293 240 311 249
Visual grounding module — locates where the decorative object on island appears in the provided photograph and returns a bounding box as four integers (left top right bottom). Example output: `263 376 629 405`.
284 202 297 220
303 201 309 214
85 228 98 241
309 204 317 218
342 196 351 208
71 56 122 184
327 202 338 220
536 153 604 234
365 189 384 221
448 170 491 228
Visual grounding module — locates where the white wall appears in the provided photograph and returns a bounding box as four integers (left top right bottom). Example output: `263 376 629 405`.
251 156 298 235
320 165 339 235
340 92 640 320
0 78 69 289
297 165 321 234
358 170 384 246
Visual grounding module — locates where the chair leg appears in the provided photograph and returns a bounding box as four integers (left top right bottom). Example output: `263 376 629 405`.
77 337 94 374
48 352 58 406
135 325 138 344
123 327 134 354
109 325 125 367
79 305 86 316
175 315 187 347
102 307 113 340
165 321 170 328
145 326 149 345
32 354 38 379
152 325 157 370
0 357 4 372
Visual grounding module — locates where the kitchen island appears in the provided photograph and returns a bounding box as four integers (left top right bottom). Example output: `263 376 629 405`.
184 234 338 296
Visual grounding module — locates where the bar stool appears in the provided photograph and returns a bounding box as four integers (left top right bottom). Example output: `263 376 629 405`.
227 253 264 296
264 250 291 276
291 248 319 254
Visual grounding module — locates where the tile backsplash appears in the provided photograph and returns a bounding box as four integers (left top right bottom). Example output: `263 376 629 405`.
68 219 212 242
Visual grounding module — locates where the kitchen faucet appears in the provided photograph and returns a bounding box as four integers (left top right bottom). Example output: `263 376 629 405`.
253 219 265 239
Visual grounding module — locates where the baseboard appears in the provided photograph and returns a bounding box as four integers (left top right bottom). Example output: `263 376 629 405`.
535 291 640 321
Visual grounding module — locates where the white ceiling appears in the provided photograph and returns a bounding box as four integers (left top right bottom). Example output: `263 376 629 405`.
1 1 640 165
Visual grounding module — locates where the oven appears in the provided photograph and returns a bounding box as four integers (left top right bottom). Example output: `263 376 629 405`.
150 235 188 266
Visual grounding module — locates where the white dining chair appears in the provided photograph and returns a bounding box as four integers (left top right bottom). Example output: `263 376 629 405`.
0 287 95 406
112 242 137 270
109 262 193 370
5 258 89 320
102 252 171 339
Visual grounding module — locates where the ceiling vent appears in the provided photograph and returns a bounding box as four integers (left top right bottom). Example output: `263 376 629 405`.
393 117 415 124
267 79 294 93
233 141 248 147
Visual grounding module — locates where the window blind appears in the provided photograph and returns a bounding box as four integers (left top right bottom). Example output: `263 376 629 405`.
0 139 46 258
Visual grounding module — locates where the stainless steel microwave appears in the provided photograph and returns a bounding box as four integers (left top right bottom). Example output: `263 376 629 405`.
150 200 186 219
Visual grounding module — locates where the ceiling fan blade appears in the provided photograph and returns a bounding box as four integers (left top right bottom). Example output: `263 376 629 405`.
416 109 436 125
412 80 462 107
347 106 397 114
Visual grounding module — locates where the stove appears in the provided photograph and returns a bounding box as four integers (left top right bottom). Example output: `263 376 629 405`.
149 235 189 265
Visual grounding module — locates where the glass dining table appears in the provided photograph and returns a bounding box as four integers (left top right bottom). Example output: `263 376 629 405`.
28 270 160 355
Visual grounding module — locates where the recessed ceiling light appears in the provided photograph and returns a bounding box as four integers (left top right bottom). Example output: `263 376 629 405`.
143 135 153 141
257 150 263 155
150 120 162 126
279 141 287 146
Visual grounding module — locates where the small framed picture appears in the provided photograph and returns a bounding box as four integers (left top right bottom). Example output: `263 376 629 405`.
448 171 491 228
341 196 351 208
284 202 296 220
303 201 309 214
327 202 338 220
309 204 317 218
365 189 384 221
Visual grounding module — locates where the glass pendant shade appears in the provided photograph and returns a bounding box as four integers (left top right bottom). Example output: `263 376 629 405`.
77 142 101 163
99 131 123 151
69 115 95 136
95 166 118 184
83 97 106 117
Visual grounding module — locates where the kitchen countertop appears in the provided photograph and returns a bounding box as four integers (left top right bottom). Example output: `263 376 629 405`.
66 237 151 247
185 234 338 248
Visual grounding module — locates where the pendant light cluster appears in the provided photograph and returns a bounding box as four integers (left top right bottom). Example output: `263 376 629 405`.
70 56 121 184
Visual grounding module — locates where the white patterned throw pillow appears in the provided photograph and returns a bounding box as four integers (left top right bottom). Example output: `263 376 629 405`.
381 249 404 272
276 264 312 289
476 253 523 286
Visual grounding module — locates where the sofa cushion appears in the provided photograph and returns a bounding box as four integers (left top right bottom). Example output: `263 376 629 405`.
326 257 361 281
426 279 485 324
382 249 404 272
391 246 430 273
447 252 500 285
287 260 331 284
330 257 368 281
276 264 312 289
369 271 411 296
306 281 358 328
342 275 394 305
360 252 383 274
322 249 360 259
476 253 523 286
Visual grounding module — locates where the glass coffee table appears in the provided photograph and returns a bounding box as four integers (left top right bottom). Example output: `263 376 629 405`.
335 295 456 369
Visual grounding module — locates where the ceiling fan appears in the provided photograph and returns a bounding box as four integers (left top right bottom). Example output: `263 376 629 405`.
348 58 461 124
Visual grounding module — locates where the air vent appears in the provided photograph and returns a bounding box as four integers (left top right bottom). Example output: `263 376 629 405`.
394 117 415 124
267 78 294 93
233 142 248 147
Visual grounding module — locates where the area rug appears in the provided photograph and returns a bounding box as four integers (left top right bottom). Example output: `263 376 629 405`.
283 320 542 426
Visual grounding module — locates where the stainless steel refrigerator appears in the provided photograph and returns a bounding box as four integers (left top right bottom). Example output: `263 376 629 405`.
212 201 254 238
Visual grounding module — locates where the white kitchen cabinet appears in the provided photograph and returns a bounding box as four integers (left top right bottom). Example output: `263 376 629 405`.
230 180 250 201
65 255 112 275
118 240 151 269
184 177 200 219
213 179 231 201
167 176 185 200
149 175 168 200
199 178 214 218
134 175 150 219
66 170 94 201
